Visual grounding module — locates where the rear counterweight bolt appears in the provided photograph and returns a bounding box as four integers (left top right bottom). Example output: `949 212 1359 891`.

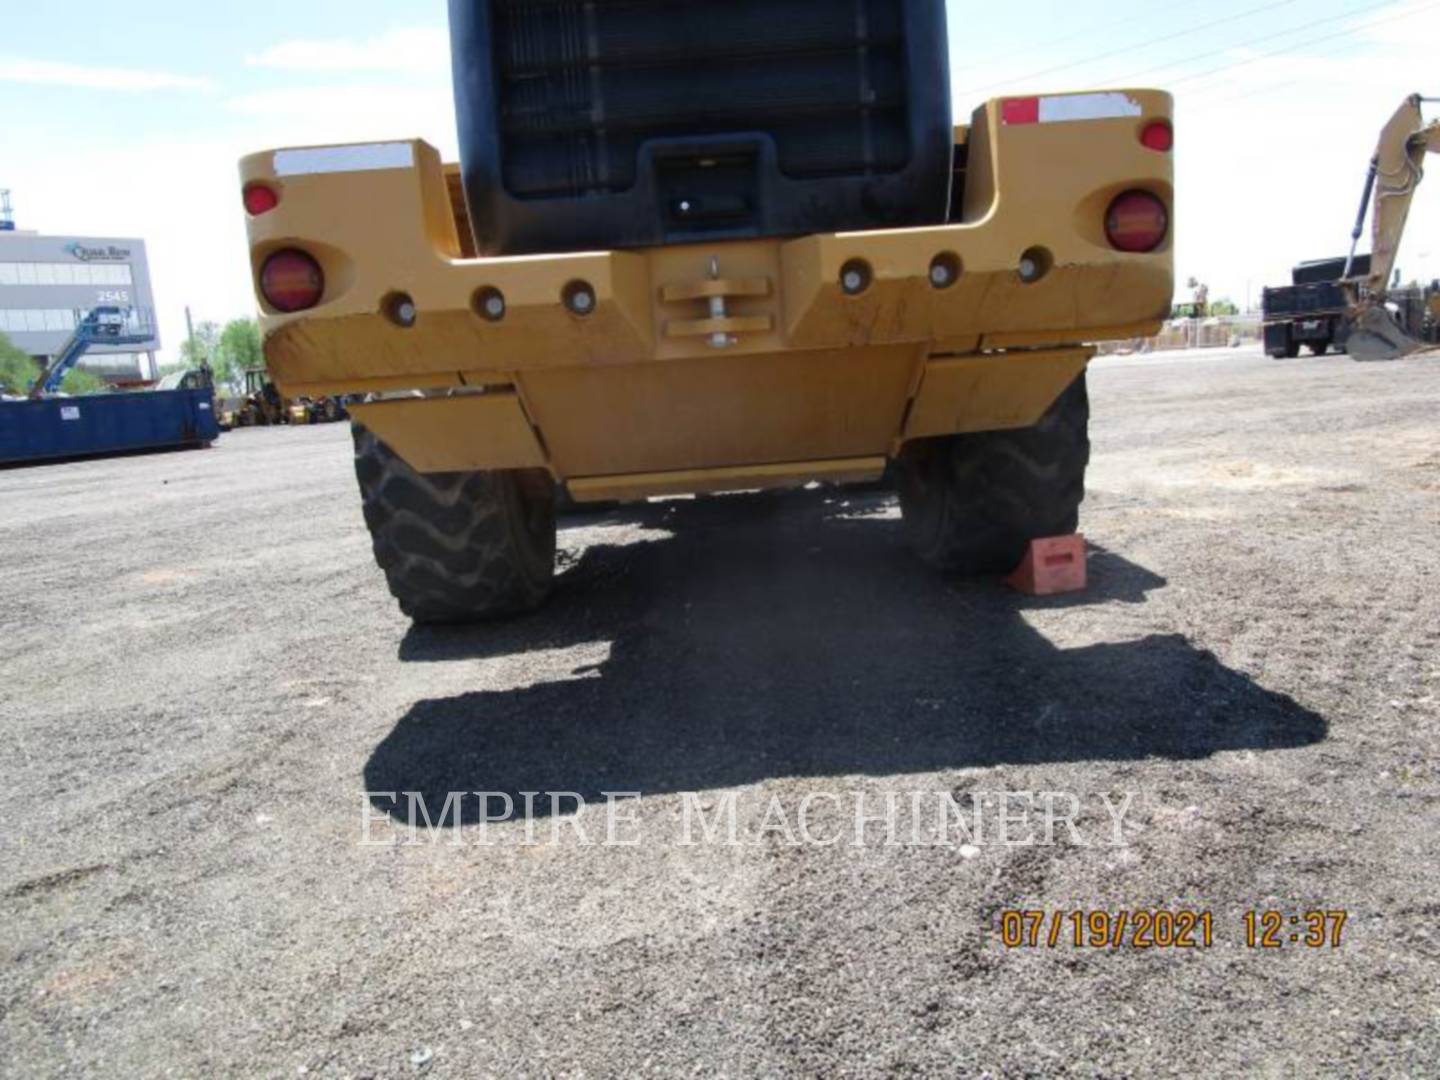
564 281 597 316
386 293 418 327
473 286 507 323
840 260 872 296
929 253 961 290
1019 247 1052 284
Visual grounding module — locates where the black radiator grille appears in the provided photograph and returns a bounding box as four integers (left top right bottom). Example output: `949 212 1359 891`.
491 0 914 199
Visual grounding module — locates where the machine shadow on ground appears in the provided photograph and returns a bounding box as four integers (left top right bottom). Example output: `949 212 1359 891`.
366 488 1327 822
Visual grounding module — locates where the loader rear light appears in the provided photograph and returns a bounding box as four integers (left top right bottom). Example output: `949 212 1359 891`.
1105 191 1169 254
1140 121 1174 153
243 183 279 216
259 249 325 313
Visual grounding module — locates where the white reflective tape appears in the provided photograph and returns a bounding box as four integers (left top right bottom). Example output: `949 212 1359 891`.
273 143 415 177
60 406 81 421
1038 93 1143 124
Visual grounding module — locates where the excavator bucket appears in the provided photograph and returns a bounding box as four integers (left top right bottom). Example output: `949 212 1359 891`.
1345 306 1431 362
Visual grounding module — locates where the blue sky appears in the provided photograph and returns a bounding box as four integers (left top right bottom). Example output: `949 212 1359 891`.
3 0 1436 359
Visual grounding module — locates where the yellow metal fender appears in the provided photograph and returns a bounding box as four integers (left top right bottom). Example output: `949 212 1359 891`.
349 393 548 474
903 348 1092 442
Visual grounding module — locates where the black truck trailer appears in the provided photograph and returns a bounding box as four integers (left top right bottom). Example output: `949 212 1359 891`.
1261 255 1371 359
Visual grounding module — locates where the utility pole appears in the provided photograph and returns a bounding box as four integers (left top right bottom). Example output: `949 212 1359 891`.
185 306 210 376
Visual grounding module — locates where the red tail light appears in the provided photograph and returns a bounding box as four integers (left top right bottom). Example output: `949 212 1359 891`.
1140 121 1174 153
1105 191 1169 254
243 183 279 216
259 249 325 313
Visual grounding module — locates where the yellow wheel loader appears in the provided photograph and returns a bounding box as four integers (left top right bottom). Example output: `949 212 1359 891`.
1340 94 1440 361
226 367 288 428
223 368 347 428
239 0 1175 624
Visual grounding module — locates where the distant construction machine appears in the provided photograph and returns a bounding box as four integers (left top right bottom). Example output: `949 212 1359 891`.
1340 94 1439 360
1264 95 1438 361
221 367 347 428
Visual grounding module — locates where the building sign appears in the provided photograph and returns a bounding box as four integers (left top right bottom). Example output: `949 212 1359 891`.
64 242 131 263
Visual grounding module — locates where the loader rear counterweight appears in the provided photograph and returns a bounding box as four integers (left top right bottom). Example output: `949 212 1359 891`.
239 1 1176 624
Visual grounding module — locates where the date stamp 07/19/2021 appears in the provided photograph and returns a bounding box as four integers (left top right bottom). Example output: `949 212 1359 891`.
1000 910 1350 951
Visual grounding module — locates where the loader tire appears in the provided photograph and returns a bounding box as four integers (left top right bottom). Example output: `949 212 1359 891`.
896 373 1090 576
353 425 556 624
1308 340 1330 357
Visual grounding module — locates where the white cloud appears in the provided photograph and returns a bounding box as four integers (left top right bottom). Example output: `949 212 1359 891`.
246 27 449 74
226 85 458 155
0 57 211 92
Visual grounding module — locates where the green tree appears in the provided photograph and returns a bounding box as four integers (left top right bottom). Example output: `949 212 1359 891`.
216 318 263 387
1210 298 1240 317
0 331 111 396
60 367 110 396
0 330 37 394
180 320 222 371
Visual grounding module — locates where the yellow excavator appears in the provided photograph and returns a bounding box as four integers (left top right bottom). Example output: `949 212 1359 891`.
1343 94 1440 360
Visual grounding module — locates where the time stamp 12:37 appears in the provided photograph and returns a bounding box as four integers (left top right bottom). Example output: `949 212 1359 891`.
1000 910 1349 950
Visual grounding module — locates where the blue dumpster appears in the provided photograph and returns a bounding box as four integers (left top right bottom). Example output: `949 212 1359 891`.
0 388 221 465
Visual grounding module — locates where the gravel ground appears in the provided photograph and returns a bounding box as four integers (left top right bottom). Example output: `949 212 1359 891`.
2 345 1439 1078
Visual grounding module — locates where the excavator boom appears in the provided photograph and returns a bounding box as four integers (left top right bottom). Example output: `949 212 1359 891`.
1364 94 1439 294
1344 94 1440 361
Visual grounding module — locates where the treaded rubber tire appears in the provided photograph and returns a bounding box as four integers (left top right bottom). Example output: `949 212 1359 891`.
353 425 556 624
1308 340 1330 357
897 373 1090 575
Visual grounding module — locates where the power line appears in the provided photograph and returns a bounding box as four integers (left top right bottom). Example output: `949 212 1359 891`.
957 0 1306 96
1096 0 1416 89
1146 2 1436 148
953 1 1195 79
1179 39 1369 113
1163 0 1440 89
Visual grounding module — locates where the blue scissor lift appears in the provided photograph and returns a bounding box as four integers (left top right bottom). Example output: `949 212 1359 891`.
28 306 156 398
